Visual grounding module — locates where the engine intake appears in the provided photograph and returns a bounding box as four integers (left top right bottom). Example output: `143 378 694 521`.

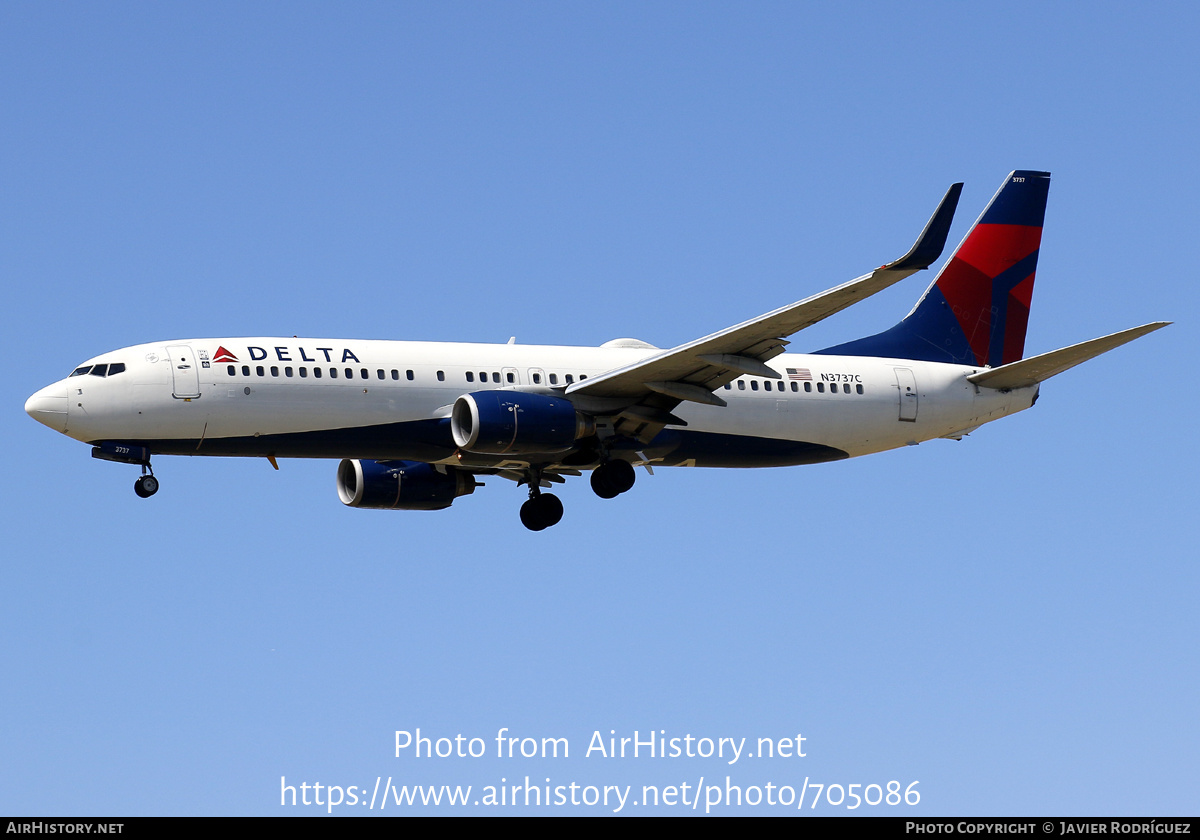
337 459 476 511
451 391 594 455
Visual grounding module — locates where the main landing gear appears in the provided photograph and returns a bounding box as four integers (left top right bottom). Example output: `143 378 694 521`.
133 464 159 498
517 460 637 531
590 459 636 499
520 490 563 531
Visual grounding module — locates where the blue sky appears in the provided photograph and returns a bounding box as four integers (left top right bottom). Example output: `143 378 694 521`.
2 2 1196 816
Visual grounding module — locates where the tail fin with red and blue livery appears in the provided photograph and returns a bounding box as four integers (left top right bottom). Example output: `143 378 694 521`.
816 170 1051 367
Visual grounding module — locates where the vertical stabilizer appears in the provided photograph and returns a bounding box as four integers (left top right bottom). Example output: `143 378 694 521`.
816 170 1051 367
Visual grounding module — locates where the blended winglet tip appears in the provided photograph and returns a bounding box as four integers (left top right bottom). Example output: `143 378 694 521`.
884 181 964 272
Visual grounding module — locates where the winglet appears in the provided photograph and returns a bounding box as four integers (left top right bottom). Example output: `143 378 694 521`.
967 322 1170 390
884 182 963 271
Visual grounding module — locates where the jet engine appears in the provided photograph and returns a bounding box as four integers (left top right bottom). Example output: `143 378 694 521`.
336 459 477 511
450 391 594 455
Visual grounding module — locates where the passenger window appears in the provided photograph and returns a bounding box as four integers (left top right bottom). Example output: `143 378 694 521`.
737 380 745 390
437 370 445 382
344 368 353 379
391 370 399 380
750 380 759 391
532 373 542 384
479 372 488 383
285 367 293 377
830 383 837 393
360 369 368 380
466 372 475 383
724 383 732 390
271 366 279 377
804 382 812 392
580 374 587 380
330 368 338 379
817 382 824 393
256 366 265 377
491 372 499 382
90 364 108 377
549 373 558 385
790 382 798 392
856 384 864 394
506 372 515 384
565 374 574 384
406 370 414 381
242 365 250 376
299 367 308 378
376 369 384 380
314 367 322 379
228 365 236 376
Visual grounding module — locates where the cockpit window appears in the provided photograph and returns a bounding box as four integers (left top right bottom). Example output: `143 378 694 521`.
71 362 125 378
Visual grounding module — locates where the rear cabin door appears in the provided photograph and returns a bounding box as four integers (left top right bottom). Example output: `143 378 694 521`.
894 367 918 422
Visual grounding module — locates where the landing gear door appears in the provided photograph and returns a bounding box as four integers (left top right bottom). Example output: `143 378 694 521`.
894 367 917 422
167 345 202 399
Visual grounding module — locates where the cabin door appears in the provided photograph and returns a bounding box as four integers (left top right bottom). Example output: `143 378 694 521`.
894 367 917 422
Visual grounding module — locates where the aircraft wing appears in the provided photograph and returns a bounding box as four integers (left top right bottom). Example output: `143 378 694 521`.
566 182 963 438
967 322 1170 390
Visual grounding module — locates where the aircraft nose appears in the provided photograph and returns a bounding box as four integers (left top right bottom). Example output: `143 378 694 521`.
25 382 69 433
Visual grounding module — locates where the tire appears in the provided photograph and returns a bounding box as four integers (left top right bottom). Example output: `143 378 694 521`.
592 461 635 498
539 493 563 527
590 468 619 499
520 493 564 530
606 460 636 494
520 497 547 530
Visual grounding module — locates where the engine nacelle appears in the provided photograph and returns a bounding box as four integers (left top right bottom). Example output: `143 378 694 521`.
451 391 594 455
336 459 477 511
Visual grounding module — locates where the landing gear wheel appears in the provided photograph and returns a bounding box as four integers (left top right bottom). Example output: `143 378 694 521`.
591 460 636 498
590 469 620 499
605 459 636 494
134 475 159 498
520 492 564 531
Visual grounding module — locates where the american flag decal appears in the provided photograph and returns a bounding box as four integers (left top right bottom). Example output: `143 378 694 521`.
787 367 812 381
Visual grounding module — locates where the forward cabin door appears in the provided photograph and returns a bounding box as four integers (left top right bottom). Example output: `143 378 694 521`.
167 344 202 399
894 367 917 422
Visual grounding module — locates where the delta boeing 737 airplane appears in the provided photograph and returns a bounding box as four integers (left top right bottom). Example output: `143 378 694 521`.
25 171 1167 530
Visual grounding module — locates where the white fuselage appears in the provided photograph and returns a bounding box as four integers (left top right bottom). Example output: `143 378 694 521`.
26 337 1037 469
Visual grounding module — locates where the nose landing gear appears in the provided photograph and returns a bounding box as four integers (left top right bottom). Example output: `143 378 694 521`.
133 465 159 498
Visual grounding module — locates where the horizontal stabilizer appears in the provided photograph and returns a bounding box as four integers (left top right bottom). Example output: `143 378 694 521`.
967 322 1170 390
